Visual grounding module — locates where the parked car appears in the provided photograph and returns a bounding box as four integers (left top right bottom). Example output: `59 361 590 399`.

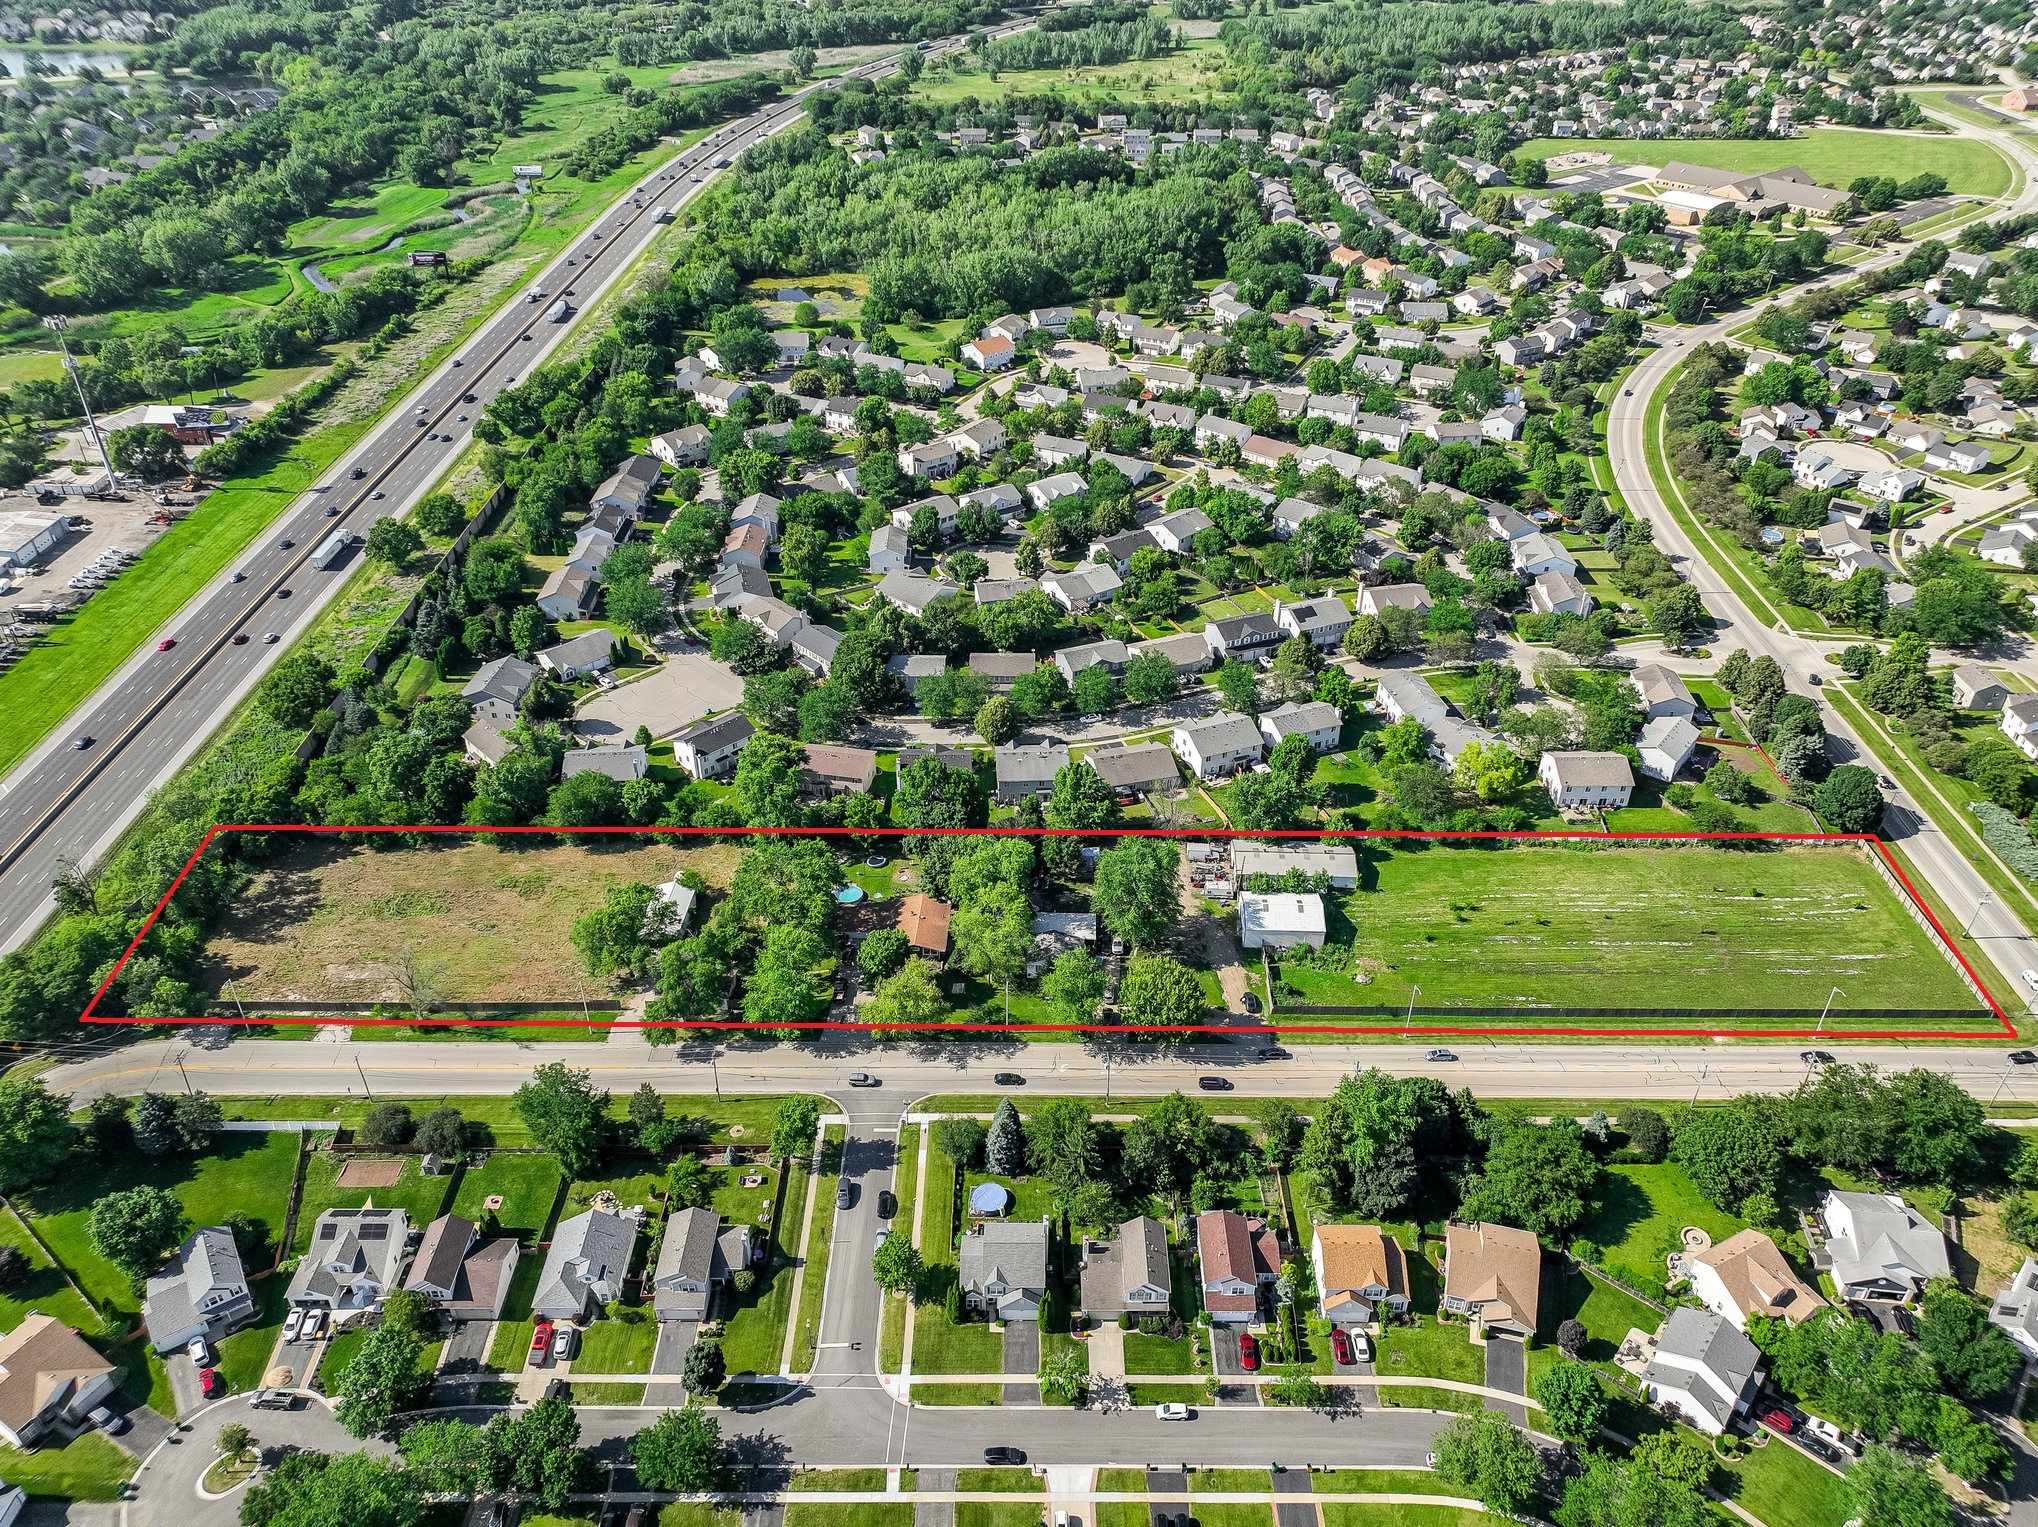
282 1309 304 1342
1761 1407 1795 1433
531 1322 555 1362
551 1327 575 1360
198 1368 223 1399
300 1309 326 1341
186 1337 211 1365
1330 1328 1354 1365
249 1390 295 1411
984 1447 1026 1465
1238 1332 1259 1371
1154 1402 1192 1421
1238 993 1261 1014
878 1190 897 1220
1425 1049 1457 1062
836 1179 853 1210
87 1406 127 1435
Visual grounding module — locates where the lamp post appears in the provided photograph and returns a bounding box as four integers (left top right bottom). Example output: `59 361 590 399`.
1966 891 1995 938
41 315 115 484
1817 986 1843 1034
1404 985 1420 1039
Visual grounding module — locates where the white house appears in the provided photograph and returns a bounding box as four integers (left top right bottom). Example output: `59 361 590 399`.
1636 714 1700 782
1539 750 1634 812
1259 700 1342 752
1377 672 1448 727
1952 664 2009 710
1815 1190 1950 1303
672 711 754 780
1171 713 1266 779
1632 664 1698 719
1990 1258 2038 1358
1529 571 1592 617
868 524 912 573
1642 1307 1764 1436
1686 1228 1826 1331
1238 892 1326 950
1511 532 1577 579
2002 695 2038 761
1357 583 1432 619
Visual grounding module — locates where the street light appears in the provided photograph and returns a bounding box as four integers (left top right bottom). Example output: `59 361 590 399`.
41 315 116 485
1403 985 1420 1038
1817 986 1843 1034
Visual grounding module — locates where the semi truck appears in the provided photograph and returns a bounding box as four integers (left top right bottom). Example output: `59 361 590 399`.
310 530 358 570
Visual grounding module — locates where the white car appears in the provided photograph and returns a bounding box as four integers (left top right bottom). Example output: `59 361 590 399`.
282 1309 304 1342
186 1337 211 1365
2021 969 2038 994
1155 1402 1192 1421
300 1309 327 1341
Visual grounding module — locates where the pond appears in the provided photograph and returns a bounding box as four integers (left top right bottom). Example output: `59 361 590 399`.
2 49 137 77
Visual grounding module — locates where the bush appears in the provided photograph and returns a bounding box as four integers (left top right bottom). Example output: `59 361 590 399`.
1120 1311 1137 1330
732 1268 757 1295
1972 801 2038 880
359 1103 415 1149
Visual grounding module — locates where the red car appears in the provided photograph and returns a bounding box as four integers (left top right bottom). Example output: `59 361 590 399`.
1238 1332 1260 1371
530 1322 555 1362
156 637 176 651
198 1368 223 1399
1761 1408 1794 1433
1330 1329 1354 1365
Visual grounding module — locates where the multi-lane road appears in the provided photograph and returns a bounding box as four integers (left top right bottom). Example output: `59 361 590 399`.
0 26 1031 958
1606 103 2038 1011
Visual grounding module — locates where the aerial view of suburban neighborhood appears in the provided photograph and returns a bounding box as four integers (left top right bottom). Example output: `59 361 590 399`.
17 2 2038 1527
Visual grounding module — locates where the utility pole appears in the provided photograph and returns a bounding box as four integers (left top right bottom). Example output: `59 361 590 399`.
42 315 115 484
1817 986 1843 1035
1966 891 1996 938
1404 985 1420 1039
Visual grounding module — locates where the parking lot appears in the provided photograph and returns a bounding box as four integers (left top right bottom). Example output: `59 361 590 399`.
2 490 187 620
572 643 746 742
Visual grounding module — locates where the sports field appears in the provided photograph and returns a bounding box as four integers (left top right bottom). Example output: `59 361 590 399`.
1279 843 1986 1020
1514 129 2011 198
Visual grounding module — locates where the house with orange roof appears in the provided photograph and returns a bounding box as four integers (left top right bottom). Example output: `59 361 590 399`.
1441 1220 1541 1340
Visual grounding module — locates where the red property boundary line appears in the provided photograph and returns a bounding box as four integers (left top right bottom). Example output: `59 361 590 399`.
83 822 2017 1041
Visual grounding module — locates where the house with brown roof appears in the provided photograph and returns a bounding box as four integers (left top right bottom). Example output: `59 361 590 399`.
1311 1224 1408 1328
1195 1209 1280 1324
899 895 953 960
1684 1228 1825 1331
404 1214 520 1323
798 745 879 799
1079 1216 1173 1321
1441 1220 1541 1340
0 1314 118 1448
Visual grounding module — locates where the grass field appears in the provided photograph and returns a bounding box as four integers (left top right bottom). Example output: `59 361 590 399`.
292 1153 455 1253
1321 1509 1488 1527
1513 129 2011 197
204 837 742 1006
910 39 1231 109
0 1432 133 1500
450 1153 562 1239
1293 843 1980 1018
1574 1163 1750 1273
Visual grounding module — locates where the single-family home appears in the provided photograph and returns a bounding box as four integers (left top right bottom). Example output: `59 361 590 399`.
1529 571 1592 617
899 440 960 479
1196 1209 1280 1324
959 1219 1051 1320
2004 695 2038 761
1860 467 1925 503
1642 1307 1764 1435
1952 664 2009 711
1357 584 1433 620
1054 639 1130 684
1203 612 1284 663
1239 892 1326 950
1313 1224 1409 1328
1632 664 1698 719
1172 713 1266 779
1440 1220 1541 1340
973 578 1037 607
650 425 709 467
1539 751 1635 812
461 656 539 729
1027 473 1091 514
995 743 1070 804
887 653 947 697
798 745 880 798
1925 439 1992 476
868 524 912 573
1131 632 1214 675
1150 508 1214 554
1041 564 1124 611
404 1214 519 1323
1511 532 1577 579
1259 700 1342 752
1377 672 1449 727
899 894 953 960
1813 1190 1950 1304
1482 405 1527 443
1078 1216 1172 1322
1274 596 1352 651
1685 1227 1826 1330
893 495 960 541
536 629 618 681
961 335 1017 370
1089 529 1159 575
875 570 962 617
1085 743 1181 797
0 1316 117 1449
1636 715 1700 782
653 1207 752 1323
286 1207 411 1312
144 1226 255 1354
534 1207 642 1322
1989 1257 2038 1358
970 652 1037 691
1229 842 1357 888
561 746 649 783
591 454 662 518
535 564 598 622
672 711 753 781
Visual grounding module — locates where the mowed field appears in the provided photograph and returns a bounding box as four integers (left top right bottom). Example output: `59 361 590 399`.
1515 128 2011 197
1287 844 1984 1019
204 838 742 1004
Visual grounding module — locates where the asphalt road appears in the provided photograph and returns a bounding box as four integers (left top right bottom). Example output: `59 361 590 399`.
0 22 1036 959
1604 99 2038 1013
43 1036 2038 1107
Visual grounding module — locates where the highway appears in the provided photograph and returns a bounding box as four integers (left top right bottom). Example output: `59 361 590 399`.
1605 101 2038 1014
43 1035 2038 1107
0 25 1027 958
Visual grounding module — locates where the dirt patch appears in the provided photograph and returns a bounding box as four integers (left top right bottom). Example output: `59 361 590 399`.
203 837 743 1004
336 1158 406 1188
666 44 899 85
1174 856 1253 1014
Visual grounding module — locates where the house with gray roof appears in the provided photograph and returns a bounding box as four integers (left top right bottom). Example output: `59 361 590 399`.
868 524 911 573
790 624 843 678
1990 1258 2038 1358
1131 632 1213 675
535 1207 642 1322
286 1208 411 1313
1054 639 1130 683
1079 1216 1172 1320
1259 700 1342 752
1642 1307 1764 1435
144 1227 254 1353
959 1218 1051 1321
710 564 772 610
673 711 753 780
461 656 539 729
404 1214 519 1323
561 745 648 782
653 1206 752 1323
1813 1190 1949 1304
1172 713 1266 779
875 570 962 616
1041 564 1123 611
1085 742 1180 796
995 743 1069 804
970 651 1037 690
591 454 662 518
536 629 617 680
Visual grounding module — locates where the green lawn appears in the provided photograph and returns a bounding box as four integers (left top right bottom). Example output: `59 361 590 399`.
1123 1332 1194 1374
1538 1262 1666 1358
1574 1164 1749 1274
791 1127 844 1373
1321 1509 1489 1527
0 1432 133 1500
720 1153 815 1378
291 1153 456 1254
790 1470 890 1491
784 1508 916 1527
576 1313 658 1373
23 1131 301 1316
1512 130 2010 197
955 1469 1044 1492
0 1208 101 1334
1313 1471 1461 1494
216 1273 293 1394
1373 1316 1486 1387
451 1154 562 1239
1717 1437 1853 1527
1334 843 1979 1017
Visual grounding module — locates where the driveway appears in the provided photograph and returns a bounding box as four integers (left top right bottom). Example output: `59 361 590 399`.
1272 1467 1319 1527
916 1468 957 1527
1208 1325 1260 1407
434 1318 495 1402
165 1351 204 1419
1482 1336 1527 1425
572 649 744 742
1002 1319 1040 1405
644 1318 697 1407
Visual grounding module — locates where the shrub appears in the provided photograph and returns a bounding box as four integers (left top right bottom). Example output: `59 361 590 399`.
359 1103 415 1149
732 1268 757 1296
1120 1311 1137 1330
1972 801 2038 880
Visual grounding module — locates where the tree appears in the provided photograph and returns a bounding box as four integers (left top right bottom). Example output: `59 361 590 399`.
1848 1443 1951 1527
0 1076 74 1192
366 518 424 568
631 1407 729 1493
872 1232 923 1294
1040 947 1106 1026
334 1324 427 1438
360 1103 415 1149
1431 1409 1542 1517
951 890 1032 1016
772 1096 823 1162
1215 659 1260 717
1091 839 1181 948
1630 1428 1715 1490
1040 1347 1087 1404
1117 955 1205 1030
933 1116 986 1169
986 1098 1024 1176
257 651 337 727
88 1184 184 1287
1252 1099 1303 1170
513 1064 609 1179
1814 765 1883 833
485 1394 588 1508
1124 651 1180 705
1557 1452 1709 1527
1556 1319 1587 1360
1534 1362 1607 1441
414 1107 467 1157
240 1451 421 1527
1460 1119 1599 1238
382 1288 432 1338
681 1338 726 1397
858 929 910 984
398 1419 499 1495
863 959 950 1030
1620 1108 1667 1163
667 1152 714 1210
1027 1098 1100 1191
1266 1363 1329 1408
1915 1278 2022 1400
107 423 182 479
1670 1097 1781 1212
975 694 1020 744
